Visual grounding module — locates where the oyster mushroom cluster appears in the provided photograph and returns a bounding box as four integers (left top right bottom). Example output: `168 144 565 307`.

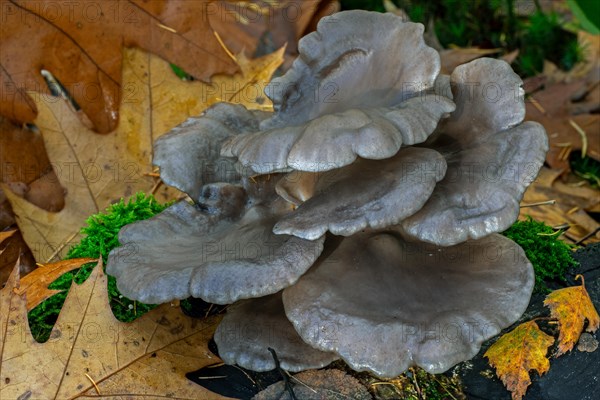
107 10 548 378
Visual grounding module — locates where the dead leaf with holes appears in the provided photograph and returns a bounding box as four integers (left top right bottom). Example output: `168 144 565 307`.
544 277 600 355
1 46 284 263
520 167 600 244
0 259 228 399
485 321 555 400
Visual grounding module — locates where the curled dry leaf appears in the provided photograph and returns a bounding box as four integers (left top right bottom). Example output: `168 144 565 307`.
2 47 283 262
485 321 555 400
544 277 600 355
0 260 227 399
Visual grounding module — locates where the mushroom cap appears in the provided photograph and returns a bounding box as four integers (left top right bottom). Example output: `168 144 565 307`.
106 199 324 305
283 230 534 377
153 103 266 201
273 147 447 240
222 95 454 174
263 10 440 128
215 292 338 372
220 10 453 174
401 58 548 246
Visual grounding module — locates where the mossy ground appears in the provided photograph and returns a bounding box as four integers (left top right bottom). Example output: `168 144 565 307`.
502 216 579 292
27 192 171 342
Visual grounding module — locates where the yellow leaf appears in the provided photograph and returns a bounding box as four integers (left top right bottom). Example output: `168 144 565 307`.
3 47 284 262
544 276 600 355
485 321 554 400
0 260 227 399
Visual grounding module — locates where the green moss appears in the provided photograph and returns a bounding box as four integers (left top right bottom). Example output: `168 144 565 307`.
356 0 584 78
27 193 171 342
502 216 578 293
570 151 600 188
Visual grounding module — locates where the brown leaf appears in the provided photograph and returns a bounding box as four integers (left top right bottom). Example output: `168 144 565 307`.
485 321 555 400
544 277 600 355
440 47 500 74
520 167 600 244
2 46 284 262
0 229 15 246
0 260 227 399
14 258 95 310
524 32 600 170
0 0 238 133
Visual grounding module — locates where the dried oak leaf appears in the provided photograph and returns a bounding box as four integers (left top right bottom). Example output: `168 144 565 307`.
0 260 228 399
13 257 95 310
0 0 239 133
544 277 600 355
2 47 283 263
485 321 555 400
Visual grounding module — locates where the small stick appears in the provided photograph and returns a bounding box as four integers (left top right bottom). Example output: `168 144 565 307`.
45 232 78 263
213 31 238 64
575 227 600 246
569 119 588 158
529 96 547 114
521 200 556 208
84 373 101 395
268 347 297 400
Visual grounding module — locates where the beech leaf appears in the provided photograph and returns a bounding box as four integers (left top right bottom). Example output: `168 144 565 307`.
0 260 227 399
2 47 283 262
484 321 554 400
544 276 600 355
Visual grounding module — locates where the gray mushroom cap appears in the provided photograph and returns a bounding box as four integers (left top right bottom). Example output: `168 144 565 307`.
106 198 324 305
273 147 447 240
215 292 339 372
220 10 454 174
283 230 534 377
401 58 548 246
153 103 268 201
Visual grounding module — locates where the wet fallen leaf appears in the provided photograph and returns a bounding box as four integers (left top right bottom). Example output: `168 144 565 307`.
544 276 600 355
14 257 95 310
2 46 284 262
485 321 555 400
0 260 227 399
0 0 239 133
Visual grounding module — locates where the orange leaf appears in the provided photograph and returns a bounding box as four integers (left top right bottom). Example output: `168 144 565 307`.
15 258 96 310
544 276 600 355
0 229 16 245
485 321 554 400
0 260 226 399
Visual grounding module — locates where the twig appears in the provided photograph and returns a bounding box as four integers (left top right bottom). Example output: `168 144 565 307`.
268 347 297 400
520 200 556 208
45 232 78 263
213 31 238 64
84 373 101 395
569 119 588 158
575 227 600 246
